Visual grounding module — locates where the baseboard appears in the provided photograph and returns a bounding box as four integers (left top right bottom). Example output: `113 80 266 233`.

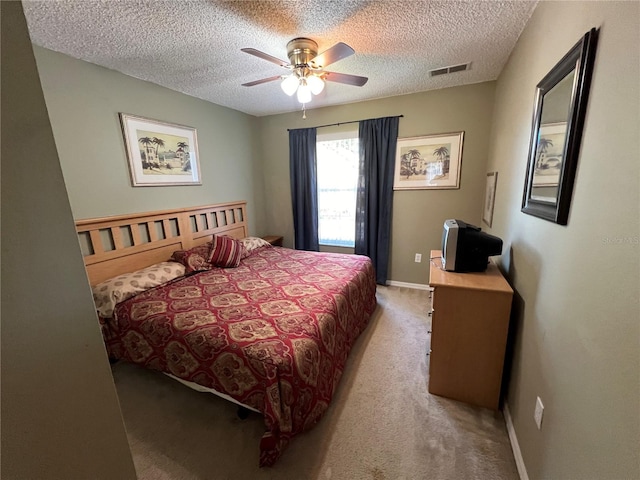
386 280 432 290
503 402 529 480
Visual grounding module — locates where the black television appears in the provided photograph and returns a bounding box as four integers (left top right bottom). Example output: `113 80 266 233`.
441 219 503 272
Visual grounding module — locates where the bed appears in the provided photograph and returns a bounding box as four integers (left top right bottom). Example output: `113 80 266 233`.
76 201 377 466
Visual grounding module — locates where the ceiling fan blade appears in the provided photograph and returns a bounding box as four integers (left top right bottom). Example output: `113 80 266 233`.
310 42 354 68
242 75 282 87
241 48 290 68
323 71 368 87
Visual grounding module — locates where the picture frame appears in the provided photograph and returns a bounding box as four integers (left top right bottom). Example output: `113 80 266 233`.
393 132 464 190
119 113 201 186
522 28 598 225
483 171 498 227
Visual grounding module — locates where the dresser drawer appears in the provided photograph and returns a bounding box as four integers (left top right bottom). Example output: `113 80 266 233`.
427 287 439 358
430 286 443 311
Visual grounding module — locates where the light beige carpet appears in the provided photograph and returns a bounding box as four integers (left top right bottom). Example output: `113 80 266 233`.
111 286 519 480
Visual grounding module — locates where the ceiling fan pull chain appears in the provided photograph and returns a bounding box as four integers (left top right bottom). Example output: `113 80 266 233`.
302 103 307 119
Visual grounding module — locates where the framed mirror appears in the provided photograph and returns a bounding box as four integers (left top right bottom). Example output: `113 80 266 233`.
522 28 599 225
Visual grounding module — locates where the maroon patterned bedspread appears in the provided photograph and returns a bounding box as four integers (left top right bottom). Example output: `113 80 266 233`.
104 246 377 466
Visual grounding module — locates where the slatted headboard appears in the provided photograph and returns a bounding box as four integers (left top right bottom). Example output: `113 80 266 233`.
76 201 248 285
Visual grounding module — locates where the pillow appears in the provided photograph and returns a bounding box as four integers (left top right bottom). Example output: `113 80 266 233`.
92 261 185 318
171 242 214 274
239 236 272 258
208 234 244 267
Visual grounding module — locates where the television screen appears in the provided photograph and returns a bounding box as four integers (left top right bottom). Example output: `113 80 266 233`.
442 219 503 272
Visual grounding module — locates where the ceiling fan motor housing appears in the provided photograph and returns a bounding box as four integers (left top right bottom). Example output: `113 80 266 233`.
287 38 319 68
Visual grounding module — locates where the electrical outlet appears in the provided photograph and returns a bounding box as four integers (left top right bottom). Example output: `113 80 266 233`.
534 396 544 430
415 253 422 263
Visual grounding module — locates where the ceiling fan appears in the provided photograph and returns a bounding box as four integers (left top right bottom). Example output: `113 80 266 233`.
241 38 368 104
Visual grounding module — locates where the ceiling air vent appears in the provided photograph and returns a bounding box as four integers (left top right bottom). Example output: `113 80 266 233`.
429 62 471 77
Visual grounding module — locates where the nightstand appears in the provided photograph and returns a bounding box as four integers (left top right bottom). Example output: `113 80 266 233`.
262 235 283 246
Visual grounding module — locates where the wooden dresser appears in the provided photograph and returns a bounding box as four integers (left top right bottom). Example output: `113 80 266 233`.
428 250 513 410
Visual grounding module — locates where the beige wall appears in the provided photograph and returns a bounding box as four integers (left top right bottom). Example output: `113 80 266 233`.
258 82 496 285
486 1 639 478
0 2 137 478
33 47 266 235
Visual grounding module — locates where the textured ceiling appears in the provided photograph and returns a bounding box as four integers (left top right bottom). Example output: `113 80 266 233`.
23 0 537 117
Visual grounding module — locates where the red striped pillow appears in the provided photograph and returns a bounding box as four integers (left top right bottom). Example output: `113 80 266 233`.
208 235 243 268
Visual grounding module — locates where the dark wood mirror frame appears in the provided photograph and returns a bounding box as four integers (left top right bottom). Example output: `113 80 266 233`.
522 28 599 225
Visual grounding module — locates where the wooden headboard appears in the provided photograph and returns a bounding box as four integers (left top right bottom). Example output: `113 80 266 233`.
76 201 248 285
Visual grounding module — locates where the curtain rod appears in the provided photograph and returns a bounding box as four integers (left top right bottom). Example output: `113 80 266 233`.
287 114 403 131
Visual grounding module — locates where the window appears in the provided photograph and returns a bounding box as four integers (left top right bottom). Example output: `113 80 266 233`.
316 132 359 247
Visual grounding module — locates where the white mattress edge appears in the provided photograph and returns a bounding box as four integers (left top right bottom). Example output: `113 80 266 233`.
164 373 261 413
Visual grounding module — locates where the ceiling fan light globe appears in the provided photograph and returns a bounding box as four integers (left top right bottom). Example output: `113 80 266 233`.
307 75 325 95
297 83 312 103
281 75 299 96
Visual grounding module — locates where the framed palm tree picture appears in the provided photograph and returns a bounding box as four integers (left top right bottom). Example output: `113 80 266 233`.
119 113 201 186
393 132 464 190
531 122 566 189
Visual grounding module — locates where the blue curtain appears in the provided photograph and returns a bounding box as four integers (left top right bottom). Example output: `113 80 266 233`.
355 116 399 284
289 127 319 251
